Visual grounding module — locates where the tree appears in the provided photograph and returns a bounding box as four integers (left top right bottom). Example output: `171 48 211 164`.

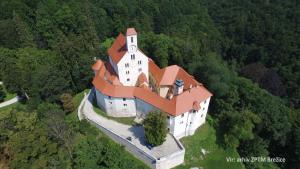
219 110 261 149
12 11 35 48
238 136 271 169
60 93 75 113
38 103 73 160
0 85 6 102
143 111 167 146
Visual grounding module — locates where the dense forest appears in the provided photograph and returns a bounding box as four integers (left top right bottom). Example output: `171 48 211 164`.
0 0 299 169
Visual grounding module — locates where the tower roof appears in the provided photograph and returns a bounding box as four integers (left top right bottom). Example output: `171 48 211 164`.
126 28 137 36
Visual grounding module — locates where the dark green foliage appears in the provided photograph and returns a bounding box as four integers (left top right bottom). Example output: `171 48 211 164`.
0 85 6 102
200 0 300 108
60 93 75 113
143 111 167 146
238 136 269 169
218 110 261 149
73 133 148 169
0 0 298 169
0 48 71 102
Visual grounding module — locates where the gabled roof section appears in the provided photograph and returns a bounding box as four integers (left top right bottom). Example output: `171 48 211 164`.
92 59 213 116
92 60 103 70
149 60 200 89
138 73 148 85
160 65 180 86
108 33 127 64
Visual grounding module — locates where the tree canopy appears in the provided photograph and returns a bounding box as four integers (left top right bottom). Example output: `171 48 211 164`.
143 111 167 146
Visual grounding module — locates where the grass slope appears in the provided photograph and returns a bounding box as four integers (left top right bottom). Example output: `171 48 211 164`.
176 118 245 169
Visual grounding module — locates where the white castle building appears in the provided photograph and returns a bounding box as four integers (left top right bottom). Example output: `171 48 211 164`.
92 28 212 139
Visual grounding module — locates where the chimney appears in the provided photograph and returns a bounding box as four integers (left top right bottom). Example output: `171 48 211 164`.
174 79 184 95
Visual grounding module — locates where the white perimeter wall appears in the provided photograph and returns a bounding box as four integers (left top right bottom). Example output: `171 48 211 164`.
136 98 156 119
95 90 136 117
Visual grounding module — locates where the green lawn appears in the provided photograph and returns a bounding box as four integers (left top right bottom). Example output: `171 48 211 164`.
175 118 245 169
93 105 135 126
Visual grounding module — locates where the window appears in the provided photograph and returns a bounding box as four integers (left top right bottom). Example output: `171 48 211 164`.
131 37 133 43
123 98 126 101
204 100 207 104
167 116 170 119
190 122 192 124
108 96 111 99
109 101 112 104
193 110 196 113
180 121 184 124
131 54 135 60
125 63 129 67
124 104 127 107
202 107 205 110
181 114 184 118
138 60 142 65
126 71 129 74
138 68 142 72
127 78 130 81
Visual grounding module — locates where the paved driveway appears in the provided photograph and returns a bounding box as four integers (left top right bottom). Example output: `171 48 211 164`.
0 97 19 108
82 93 183 159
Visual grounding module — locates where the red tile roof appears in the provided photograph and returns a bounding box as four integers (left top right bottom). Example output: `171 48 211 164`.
92 60 103 70
126 28 137 36
92 59 212 116
138 73 148 85
108 33 127 64
149 60 200 89
193 101 200 111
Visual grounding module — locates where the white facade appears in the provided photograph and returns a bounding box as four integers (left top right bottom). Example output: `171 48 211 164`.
95 90 136 117
95 87 211 139
168 97 211 138
117 50 149 86
109 31 149 86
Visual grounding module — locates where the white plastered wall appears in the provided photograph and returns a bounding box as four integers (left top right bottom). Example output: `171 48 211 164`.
117 50 149 86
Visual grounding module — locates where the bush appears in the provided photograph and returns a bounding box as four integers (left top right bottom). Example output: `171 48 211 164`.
60 93 75 113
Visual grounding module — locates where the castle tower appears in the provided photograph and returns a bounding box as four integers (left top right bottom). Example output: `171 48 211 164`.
126 28 138 53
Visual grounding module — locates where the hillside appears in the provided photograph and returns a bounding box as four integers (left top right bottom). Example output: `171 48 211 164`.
0 0 299 169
